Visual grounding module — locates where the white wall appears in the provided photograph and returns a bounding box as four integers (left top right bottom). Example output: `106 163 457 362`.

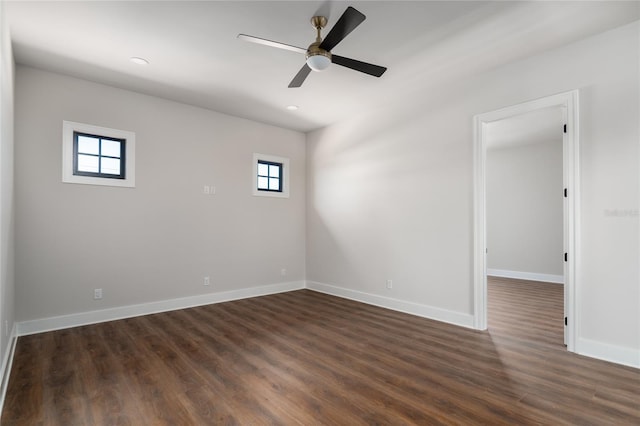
306 21 639 365
15 66 306 323
0 0 17 403
486 139 563 278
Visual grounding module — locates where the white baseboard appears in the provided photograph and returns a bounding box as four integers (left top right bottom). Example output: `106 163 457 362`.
577 337 640 369
487 268 564 284
17 281 305 336
12 279 639 371
306 281 474 329
0 323 18 415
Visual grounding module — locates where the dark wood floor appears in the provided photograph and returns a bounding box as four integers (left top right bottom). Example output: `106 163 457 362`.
2 278 639 425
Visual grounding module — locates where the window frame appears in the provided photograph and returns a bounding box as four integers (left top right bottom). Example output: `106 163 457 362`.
256 159 283 193
252 153 289 198
62 121 136 188
72 131 126 179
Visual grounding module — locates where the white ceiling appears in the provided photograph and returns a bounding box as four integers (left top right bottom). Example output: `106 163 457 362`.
6 1 640 133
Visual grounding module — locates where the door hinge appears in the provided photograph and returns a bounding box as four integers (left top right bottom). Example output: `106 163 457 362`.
564 252 568 262
563 124 567 133
564 188 567 198
565 317 568 326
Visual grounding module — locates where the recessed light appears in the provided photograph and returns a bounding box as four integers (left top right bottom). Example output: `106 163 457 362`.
130 57 149 65
286 105 299 111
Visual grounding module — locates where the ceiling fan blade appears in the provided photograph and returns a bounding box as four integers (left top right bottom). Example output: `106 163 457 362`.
319 6 365 52
331 55 387 77
237 34 306 54
288 64 312 88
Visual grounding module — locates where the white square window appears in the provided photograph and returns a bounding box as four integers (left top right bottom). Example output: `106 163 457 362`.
252 153 289 198
62 121 135 188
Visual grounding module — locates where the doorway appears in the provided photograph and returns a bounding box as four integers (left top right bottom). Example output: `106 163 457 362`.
485 105 565 345
473 91 580 353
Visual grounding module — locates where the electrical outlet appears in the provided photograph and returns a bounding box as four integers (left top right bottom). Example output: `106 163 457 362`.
281 268 287 276
386 279 393 289
204 276 210 286
94 288 103 300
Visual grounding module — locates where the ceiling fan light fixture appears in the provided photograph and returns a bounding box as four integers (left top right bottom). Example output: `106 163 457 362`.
306 52 331 72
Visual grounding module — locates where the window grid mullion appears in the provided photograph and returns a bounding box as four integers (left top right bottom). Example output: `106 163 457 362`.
98 137 103 174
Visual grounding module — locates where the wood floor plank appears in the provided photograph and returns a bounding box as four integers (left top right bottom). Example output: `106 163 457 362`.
2 278 639 425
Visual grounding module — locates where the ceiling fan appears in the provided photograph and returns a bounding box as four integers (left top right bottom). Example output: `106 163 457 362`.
238 6 387 88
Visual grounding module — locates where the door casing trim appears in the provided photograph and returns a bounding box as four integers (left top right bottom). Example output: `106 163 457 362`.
472 90 580 353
